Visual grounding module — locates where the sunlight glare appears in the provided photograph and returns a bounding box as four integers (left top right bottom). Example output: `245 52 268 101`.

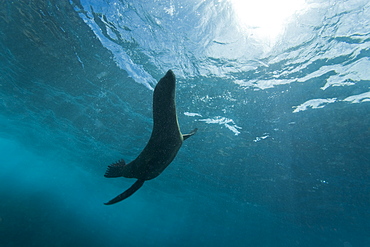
230 0 306 44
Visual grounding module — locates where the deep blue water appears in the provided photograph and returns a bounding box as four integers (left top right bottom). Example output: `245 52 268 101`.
1 0 370 246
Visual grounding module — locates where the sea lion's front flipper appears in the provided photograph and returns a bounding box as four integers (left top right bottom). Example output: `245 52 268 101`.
104 179 145 205
183 128 198 141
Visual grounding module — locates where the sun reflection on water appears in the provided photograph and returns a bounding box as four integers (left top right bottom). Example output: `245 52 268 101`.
229 0 307 44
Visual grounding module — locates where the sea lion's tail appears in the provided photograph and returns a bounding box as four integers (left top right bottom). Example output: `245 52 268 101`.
104 179 145 205
104 159 126 178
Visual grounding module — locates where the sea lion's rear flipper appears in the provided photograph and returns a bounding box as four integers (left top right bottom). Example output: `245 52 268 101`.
104 159 126 178
104 179 145 205
183 128 198 141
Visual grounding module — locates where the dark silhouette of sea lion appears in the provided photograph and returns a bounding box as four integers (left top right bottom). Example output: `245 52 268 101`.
104 70 197 205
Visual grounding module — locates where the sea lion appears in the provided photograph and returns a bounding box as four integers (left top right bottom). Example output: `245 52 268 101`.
104 70 197 205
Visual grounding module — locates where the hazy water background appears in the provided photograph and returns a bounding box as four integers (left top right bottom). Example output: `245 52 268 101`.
0 0 369 246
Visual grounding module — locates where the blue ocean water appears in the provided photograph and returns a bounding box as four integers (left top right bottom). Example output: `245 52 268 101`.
0 0 369 246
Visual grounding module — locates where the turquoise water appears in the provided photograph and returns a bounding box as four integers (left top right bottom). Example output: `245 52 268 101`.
0 0 369 246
